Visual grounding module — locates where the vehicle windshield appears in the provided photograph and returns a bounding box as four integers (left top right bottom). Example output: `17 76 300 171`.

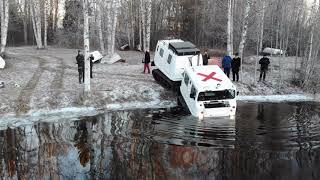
197 90 235 101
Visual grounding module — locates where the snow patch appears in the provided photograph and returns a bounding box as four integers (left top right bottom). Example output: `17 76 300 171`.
0 107 100 130
0 56 5 69
237 94 314 102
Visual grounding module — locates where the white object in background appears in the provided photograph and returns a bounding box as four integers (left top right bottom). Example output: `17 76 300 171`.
263 47 284 56
0 81 4 88
89 51 103 63
0 56 5 69
102 53 122 64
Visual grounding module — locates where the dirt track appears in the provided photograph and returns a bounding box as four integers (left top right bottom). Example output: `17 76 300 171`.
0 46 175 116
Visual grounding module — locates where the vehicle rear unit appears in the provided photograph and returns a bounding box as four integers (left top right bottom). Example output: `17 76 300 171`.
152 39 203 90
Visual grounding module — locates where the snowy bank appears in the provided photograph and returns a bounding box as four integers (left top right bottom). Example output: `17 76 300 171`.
0 107 100 130
237 94 315 103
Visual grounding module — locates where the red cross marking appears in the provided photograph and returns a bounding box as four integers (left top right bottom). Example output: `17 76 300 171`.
197 72 222 82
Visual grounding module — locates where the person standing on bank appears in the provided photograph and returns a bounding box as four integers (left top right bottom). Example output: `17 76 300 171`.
76 50 85 84
231 53 241 82
202 50 210 66
259 55 270 82
89 54 94 78
222 55 232 78
143 51 151 74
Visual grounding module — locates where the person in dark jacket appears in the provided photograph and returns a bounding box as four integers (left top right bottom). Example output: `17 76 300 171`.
89 54 94 78
231 53 241 82
76 50 85 84
222 55 232 78
143 51 151 74
259 55 270 81
202 50 210 66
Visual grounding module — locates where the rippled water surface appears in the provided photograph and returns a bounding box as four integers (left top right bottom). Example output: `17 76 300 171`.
0 102 320 180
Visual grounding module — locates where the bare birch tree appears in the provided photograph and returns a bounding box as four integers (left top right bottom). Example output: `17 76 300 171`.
140 0 146 51
238 0 251 81
302 0 318 87
145 0 152 51
259 0 266 52
110 0 120 55
30 0 43 49
105 0 111 56
227 0 234 56
97 0 105 54
44 0 49 49
0 0 9 55
83 0 90 92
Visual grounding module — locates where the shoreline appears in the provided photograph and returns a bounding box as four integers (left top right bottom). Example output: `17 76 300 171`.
0 47 318 119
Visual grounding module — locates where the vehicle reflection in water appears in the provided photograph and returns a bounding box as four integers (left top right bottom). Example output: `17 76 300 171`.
0 103 319 179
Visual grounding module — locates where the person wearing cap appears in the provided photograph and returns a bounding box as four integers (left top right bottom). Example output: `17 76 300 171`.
259 55 270 82
143 51 151 74
231 53 241 82
202 50 210 66
222 55 232 78
76 50 85 84
89 54 94 78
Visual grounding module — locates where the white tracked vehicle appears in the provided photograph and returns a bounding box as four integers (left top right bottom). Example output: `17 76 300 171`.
178 65 237 117
152 39 237 118
152 39 203 90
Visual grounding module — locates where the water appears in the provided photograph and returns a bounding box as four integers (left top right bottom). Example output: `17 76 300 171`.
0 102 320 180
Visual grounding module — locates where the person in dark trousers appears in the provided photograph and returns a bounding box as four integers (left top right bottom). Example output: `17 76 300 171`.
76 50 85 84
231 53 241 82
89 54 94 78
202 50 210 65
143 51 151 74
222 55 232 78
259 55 270 81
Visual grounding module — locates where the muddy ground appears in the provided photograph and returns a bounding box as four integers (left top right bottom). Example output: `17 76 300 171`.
0 46 311 116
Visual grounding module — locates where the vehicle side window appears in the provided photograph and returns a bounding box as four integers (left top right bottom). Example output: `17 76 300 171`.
184 74 189 86
190 85 197 97
160 48 164 57
156 45 159 52
167 54 172 64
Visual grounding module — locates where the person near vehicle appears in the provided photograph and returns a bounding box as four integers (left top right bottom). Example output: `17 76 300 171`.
90 54 94 78
259 55 270 81
202 50 210 66
231 53 241 82
222 55 232 78
76 50 85 84
143 51 151 74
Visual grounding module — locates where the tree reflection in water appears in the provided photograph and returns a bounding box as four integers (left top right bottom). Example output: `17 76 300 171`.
0 103 319 179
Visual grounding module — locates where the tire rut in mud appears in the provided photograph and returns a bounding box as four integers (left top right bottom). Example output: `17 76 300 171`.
48 56 65 108
15 57 45 115
15 55 66 114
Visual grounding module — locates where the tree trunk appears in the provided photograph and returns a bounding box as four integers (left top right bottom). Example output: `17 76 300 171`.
83 0 90 92
110 0 119 55
145 0 152 51
302 0 317 87
238 0 251 81
23 0 28 45
130 0 135 49
227 0 234 56
97 0 105 54
0 0 9 55
53 0 59 32
44 0 48 49
138 1 142 51
259 0 265 52
106 0 113 56
141 0 146 51
30 0 43 49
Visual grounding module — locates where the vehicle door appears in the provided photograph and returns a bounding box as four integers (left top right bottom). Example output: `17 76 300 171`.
188 84 198 115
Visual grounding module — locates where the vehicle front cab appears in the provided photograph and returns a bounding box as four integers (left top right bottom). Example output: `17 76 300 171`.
180 72 237 117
